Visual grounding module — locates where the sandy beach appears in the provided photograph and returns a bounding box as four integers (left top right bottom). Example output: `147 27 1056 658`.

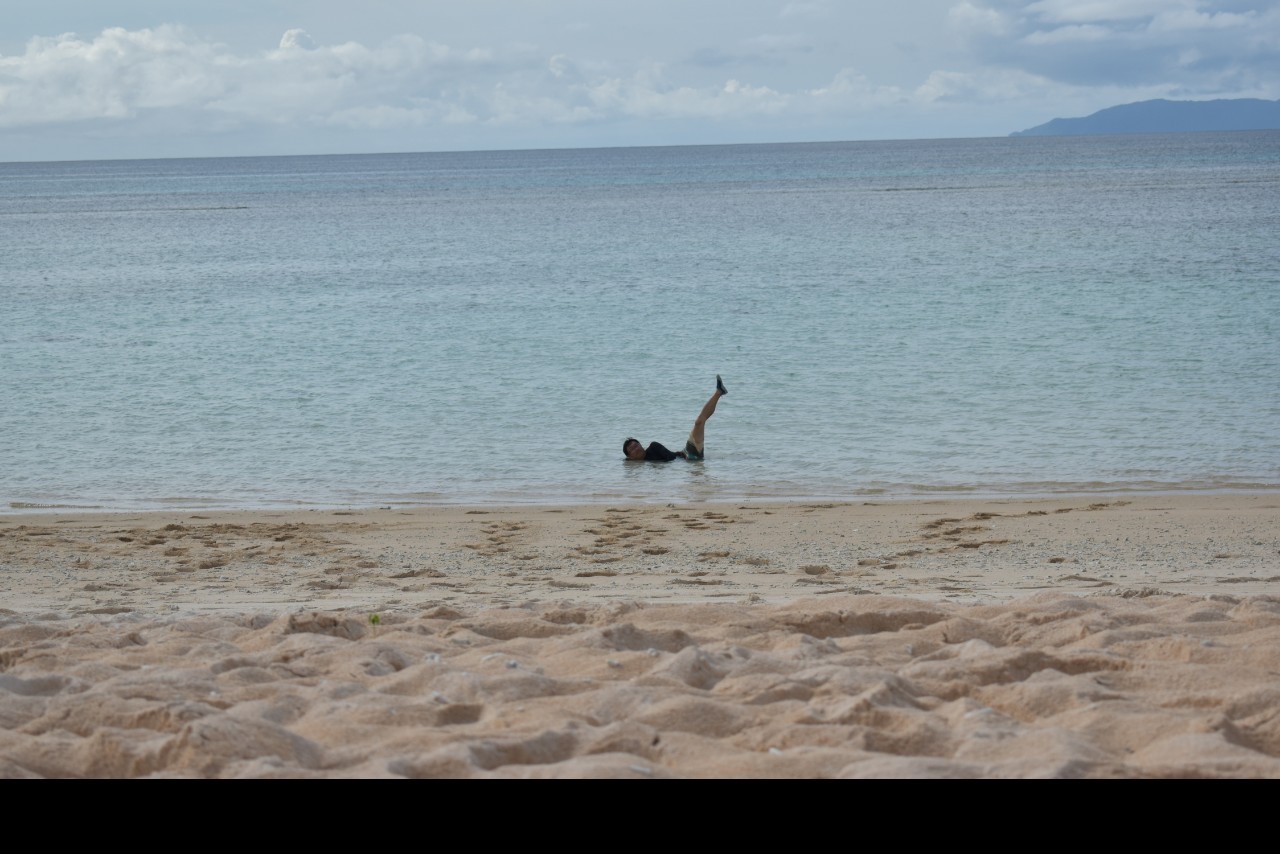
2 492 1278 778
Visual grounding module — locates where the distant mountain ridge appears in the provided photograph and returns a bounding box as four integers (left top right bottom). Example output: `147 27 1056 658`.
1010 98 1280 136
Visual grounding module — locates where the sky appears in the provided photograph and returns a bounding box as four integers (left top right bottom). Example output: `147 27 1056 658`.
1 1 1277 162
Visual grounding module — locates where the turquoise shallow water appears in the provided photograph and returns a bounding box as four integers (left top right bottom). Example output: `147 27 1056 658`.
2 133 1278 512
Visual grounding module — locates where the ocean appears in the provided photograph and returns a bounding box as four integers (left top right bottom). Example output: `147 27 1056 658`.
3 132 1278 512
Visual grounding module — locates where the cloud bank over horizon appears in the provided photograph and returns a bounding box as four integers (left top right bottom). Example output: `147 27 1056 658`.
1 1 1276 161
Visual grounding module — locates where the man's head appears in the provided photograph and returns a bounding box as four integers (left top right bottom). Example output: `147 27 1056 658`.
623 438 645 460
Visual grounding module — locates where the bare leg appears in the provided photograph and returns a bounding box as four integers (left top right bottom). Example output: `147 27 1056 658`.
685 378 726 457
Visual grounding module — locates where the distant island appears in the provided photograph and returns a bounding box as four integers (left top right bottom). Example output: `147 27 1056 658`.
1010 98 1280 136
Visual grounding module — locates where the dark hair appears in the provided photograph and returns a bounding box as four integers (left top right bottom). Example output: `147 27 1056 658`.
623 437 639 454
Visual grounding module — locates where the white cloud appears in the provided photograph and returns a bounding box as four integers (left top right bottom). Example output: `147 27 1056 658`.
278 29 316 51
949 2 1011 36
573 71 789 122
0 25 517 131
956 1 1280 90
807 68 903 103
1149 7 1257 29
0 3 1275 160
0 26 228 125
1024 0 1196 25
1023 23 1113 43
548 54 573 78
0 24 838 136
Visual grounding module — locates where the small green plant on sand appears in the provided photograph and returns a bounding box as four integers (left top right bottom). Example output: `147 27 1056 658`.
369 613 381 626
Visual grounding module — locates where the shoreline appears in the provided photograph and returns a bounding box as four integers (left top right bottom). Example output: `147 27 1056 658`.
7 482 1279 517
4 491 1277 618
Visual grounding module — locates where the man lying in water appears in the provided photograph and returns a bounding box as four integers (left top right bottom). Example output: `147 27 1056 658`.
623 374 727 462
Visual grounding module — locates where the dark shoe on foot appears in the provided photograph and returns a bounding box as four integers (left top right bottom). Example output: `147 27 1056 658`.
716 375 728 395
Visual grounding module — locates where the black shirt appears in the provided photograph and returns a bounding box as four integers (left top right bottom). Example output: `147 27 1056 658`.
644 441 681 462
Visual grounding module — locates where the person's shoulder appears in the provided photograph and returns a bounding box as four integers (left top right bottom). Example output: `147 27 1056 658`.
643 441 679 461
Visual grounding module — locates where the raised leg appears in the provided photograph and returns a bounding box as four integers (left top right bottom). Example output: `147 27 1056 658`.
685 376 726 458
